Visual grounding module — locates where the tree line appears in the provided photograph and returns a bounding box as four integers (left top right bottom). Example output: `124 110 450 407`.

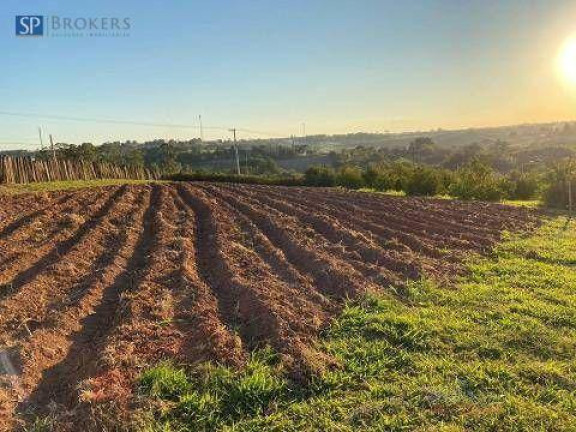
6 136 576 208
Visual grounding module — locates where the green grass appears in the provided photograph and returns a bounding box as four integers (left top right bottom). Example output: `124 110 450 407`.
139 216 576 431
501 199 542 208
359 188 542 207
0 179 156 195
358 188 407 197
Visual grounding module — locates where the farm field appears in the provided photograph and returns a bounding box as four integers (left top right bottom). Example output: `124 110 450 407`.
0 182 545 430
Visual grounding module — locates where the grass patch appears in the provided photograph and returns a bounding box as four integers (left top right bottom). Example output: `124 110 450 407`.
359 188 541 206
501 199 542 208
139 216 576 431
358 188 406 197
138 349 291 431
0 179 156 195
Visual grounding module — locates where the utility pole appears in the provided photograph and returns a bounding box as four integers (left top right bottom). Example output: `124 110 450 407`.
38 127 44 149
49 134 56 159
229 128 241 175
199 115 204 141
569 157 573 219
291 134 296 154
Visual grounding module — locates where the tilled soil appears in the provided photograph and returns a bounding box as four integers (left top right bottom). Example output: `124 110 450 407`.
0 183 539 430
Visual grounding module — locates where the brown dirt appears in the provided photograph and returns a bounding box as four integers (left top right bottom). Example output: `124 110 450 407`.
0 183 539 431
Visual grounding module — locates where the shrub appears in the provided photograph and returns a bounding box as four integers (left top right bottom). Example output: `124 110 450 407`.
362 167 380 189
449 160 506 201
542 161 576 208
166 172 304 186
337 166 365 189
374 172 394 191
404 166 440 196
363 166 395 191
304 166 337 187
507 171 539 200
250 156 281 175
435 169 454 195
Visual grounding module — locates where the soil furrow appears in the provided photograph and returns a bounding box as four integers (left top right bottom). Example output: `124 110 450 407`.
248 185 497 248
0 188 115 289
179 185 332 376
193 184 375 299
19 185 157 421
0 189 108 273
0 187 126 302
0 182 539 431
305 187 532 234
241 185 479 251
189 186 334 313
0 188 148 431
222 184 436 279
0 193 73 236
0 187 141 346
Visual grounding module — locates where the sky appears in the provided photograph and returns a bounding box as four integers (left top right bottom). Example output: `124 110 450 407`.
3 0 576 150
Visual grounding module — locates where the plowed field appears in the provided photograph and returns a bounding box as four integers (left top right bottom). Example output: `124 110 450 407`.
0 183 538 430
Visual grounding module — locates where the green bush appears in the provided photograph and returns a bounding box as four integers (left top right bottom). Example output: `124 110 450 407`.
404 166 440 196
336 166 365 189
250 156 281 175
166 172 304 186
388 162 414 191
506 171 539 200
304 166 337 187
449 160 507 201
362 166 395 191
362 167 380 189
542 161 576 208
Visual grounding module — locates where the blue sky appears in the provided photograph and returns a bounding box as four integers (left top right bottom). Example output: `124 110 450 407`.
2 0 576 149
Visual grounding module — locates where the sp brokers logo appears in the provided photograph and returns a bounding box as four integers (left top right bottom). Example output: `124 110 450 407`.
16 16 44 36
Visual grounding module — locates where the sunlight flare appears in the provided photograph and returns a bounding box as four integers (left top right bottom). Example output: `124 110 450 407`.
559 35 576 86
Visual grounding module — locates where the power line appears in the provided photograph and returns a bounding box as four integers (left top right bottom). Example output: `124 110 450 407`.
0 141 39 146
0 110 286 138
0 110 227 131
235 127 283 137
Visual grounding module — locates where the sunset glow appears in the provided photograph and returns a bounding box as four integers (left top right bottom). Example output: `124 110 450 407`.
559 35 576 87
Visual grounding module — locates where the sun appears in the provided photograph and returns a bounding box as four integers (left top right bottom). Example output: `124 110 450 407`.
559 35 576 86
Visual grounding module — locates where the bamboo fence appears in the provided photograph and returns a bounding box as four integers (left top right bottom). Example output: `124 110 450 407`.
0 155 158 185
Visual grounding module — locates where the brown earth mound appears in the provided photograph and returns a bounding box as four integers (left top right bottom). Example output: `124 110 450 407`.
0 183 539 430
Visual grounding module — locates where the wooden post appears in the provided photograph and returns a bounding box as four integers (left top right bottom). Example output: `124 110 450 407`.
569 158 573 220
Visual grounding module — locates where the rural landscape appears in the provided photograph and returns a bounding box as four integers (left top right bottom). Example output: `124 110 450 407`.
0 181 554 431
4 0 576 431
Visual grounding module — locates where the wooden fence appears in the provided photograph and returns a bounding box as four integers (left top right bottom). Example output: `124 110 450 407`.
0 155 158 185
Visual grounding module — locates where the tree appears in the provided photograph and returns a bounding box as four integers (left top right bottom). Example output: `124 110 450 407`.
304 166 336 187
159 142 180 174
78 143 96 162
408 137 434 165
542 160 575 208
449 159 507 201
337 166 364 189
405 166 440 196
251 156 280 175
